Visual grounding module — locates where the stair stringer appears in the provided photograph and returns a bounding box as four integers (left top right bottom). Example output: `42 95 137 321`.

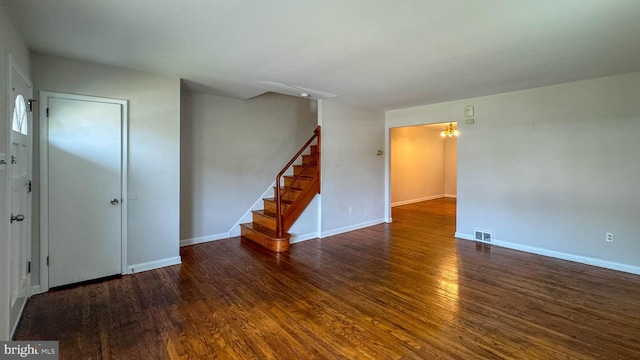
229 181 277 237
231 184 320 242
228 167 321 240
288 195 320 243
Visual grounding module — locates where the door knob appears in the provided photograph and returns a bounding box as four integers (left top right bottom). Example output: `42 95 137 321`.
111 198 120 205
10 214 25 223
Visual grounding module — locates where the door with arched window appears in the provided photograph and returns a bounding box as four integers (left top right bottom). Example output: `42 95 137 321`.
8 59 33 335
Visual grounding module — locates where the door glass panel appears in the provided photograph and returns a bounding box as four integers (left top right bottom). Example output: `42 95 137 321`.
12 94 28 135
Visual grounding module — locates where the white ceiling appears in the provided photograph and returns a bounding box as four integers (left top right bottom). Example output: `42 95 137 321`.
6 0 640 110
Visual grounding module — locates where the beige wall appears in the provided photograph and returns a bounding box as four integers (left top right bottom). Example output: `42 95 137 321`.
444 136 457 196
391 126 443 205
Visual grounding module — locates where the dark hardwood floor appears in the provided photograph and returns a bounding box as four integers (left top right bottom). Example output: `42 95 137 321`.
15 198 640 359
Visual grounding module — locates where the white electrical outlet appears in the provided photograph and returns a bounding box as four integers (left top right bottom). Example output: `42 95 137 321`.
606 233 614 242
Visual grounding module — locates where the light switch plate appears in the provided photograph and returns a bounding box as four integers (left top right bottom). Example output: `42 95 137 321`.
465 118 475 125
465 105 474 117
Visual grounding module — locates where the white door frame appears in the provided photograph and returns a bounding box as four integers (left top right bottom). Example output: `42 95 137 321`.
385 122 458 221
39 91 128 292
5 54 33 338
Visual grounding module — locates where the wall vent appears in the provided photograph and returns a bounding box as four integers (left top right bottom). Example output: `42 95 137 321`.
474 229 493 243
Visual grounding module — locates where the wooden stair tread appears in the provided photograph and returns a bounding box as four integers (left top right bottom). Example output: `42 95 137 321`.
240 222 291 252
243 125 320 253
274 186 305 192
284 175 313 179
293 165 318 176
264 197 293 204
301 154 317 161
240 222 286 239
252 209 277 218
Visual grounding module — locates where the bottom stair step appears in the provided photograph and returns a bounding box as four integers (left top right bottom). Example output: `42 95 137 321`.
240 222 291 252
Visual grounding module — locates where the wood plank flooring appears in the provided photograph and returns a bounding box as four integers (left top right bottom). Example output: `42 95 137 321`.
15 198 640 359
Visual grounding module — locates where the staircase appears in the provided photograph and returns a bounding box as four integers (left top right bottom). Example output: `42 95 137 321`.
240 126 321 252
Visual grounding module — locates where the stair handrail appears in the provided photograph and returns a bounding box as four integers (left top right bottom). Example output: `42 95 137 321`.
276 126 321 237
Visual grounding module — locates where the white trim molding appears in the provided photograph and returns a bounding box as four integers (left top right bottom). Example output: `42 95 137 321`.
9 299 27 339
180 233 230 247
181 230 320 247
391 194 445 207
229 181 276 237
127 256 182 274
290 232 318 244
30 285 43 296
321 218 386 238
455 232 640 276
39 91 129 291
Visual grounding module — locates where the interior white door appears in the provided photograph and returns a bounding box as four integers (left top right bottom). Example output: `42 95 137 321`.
8 65 33 333
48 97 123 287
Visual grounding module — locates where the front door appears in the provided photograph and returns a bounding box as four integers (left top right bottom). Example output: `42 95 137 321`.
8 64 32 333
45 94 126 288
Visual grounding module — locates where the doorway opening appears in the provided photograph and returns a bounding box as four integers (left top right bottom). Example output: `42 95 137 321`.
388 122 457 231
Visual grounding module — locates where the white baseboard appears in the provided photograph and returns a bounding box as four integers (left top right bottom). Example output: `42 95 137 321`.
127 256 182 274
290 232 319 244
455 232 640 276
182 230 317 246
385 218 393 223
444 194 457 198
391 195 444 207
30 285 43 296
454 232 476 241
321 218 386 238
180 233 230 247
10 297 28 339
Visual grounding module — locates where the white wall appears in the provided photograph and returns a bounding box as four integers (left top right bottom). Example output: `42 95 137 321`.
180 91 318 244
390 126 444 205
319 100 385 237
387 72 640 274
31 53 181 280
0 0 30 341
444 136 457 197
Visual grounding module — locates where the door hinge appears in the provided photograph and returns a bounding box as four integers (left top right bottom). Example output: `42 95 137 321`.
47 256 50 266
28 99 37 112
27 179 32 193
27 261 31 274
46 108 50 117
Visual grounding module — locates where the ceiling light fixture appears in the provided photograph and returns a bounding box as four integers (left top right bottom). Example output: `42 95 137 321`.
440 122 459 137
300 93 311 98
